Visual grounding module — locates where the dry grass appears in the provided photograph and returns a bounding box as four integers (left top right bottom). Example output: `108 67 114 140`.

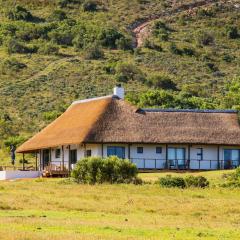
0 171 239 239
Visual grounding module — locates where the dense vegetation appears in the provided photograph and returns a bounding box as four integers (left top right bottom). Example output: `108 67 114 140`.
71 156 139 184
0 0 239 161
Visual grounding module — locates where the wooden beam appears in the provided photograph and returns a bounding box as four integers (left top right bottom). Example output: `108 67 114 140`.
61 146 64 171
188 144 191 170
166 144 168 169
68 145 71 174
128 144 131 161
101 143 104 158
217 145 220 170
35 152 38 171
22 153 25 171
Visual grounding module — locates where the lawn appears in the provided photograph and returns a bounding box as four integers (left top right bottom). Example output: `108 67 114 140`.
0 171 239 240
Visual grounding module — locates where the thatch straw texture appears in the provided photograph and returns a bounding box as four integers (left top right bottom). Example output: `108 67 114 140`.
17 96 240 153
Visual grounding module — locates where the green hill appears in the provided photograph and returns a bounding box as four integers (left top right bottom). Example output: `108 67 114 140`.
0 0 240 160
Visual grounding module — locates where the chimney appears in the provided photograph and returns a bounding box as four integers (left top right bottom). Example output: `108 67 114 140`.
113 84 125 99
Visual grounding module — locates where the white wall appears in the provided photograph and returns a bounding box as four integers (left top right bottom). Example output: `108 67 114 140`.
39 143 240 170
0 171 40 180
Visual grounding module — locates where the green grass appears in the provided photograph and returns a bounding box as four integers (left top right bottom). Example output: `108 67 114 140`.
0 171 239 239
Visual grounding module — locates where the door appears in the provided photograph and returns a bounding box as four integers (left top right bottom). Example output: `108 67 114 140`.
42 149 50 169
168 148 186 169
107 146 125 159
224 149 239 169
70 149 77 164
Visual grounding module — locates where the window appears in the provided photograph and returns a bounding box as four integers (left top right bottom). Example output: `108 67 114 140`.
86 149 92 157
224 149 240 168
168 148 185 167
156 147 162 154
137 147 143 154
107 146 125 159
55 149 61 158
196 148 203 160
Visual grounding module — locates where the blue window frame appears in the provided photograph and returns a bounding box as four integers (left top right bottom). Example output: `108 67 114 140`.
156 147 162 154
137 147 143 154
107 146 125 159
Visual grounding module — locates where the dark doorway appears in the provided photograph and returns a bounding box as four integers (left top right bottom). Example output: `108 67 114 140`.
42 149 50 169
70 149 77 164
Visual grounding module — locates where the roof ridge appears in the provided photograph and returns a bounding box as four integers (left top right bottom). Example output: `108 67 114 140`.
70 95 114 107
141 109 238 114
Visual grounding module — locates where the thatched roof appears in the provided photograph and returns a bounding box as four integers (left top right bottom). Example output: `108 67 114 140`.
17 96 240 153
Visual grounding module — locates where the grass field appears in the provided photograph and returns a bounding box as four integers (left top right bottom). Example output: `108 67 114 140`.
0 170 239 240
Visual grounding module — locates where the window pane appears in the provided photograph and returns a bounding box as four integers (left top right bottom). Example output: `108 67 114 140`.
168 148 175 160
116 147 125 159
224 150 232 161
232 150 239 161
137 147 143 154
156 147 162 154
107 147 115 156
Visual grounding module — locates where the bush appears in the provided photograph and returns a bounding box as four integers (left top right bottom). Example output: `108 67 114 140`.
71 156 138 184
226 26 239 39
116 37 133 51
143 39 162 51
185 176 209 188
147 74 177 90
7 5 33 21
38 42 59 55
169 43 182 55
99 28 123 49
220 167 240 188
158 175 209 188
84 43 104 60
83 0 99 12
48 10 67 22
7 39 37 54
158 175 186 188
197 31 215 46
1 57 27 73
116 62 145 83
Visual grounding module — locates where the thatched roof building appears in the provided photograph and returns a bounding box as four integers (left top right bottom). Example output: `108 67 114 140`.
17 94 240 153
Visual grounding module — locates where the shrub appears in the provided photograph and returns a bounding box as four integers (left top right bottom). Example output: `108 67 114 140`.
169 43 182 55
185 176 209 188
7 39 37 54
220 167 240 188
116 37 133 51
58 0 82 8
38 42 59 55
71 156 138 184
158 175 209 188
116 62 145 83
143 39 162 51
197 31 215 46
99 28 123 49
1 57 26 73
83 0 99 12
158 175 186 188
7 5 33 21
226 26 239 39
48 10 67 22
84 43 104 60
48 29 74 46
147 74 177 90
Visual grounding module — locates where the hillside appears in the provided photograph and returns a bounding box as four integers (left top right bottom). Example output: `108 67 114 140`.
0 0 240 157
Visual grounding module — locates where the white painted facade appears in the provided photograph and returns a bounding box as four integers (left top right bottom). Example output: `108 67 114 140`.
38 143 240 170
0 171 40 180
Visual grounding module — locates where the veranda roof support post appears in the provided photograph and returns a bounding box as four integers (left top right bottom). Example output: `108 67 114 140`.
217 145 220 170
61 146 64 171
39 150 42 171
188 144 191 170
101 143 104 158
128 144 131 162
22 153 25 171
35 152 38 171
165 144 168 169
49 148 51 168
68 145 71 176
